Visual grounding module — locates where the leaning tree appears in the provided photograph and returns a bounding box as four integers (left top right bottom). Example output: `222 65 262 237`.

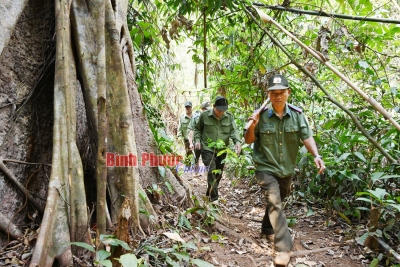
0 0 189 265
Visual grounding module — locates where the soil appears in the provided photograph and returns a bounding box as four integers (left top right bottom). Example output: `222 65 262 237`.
178 161 375 267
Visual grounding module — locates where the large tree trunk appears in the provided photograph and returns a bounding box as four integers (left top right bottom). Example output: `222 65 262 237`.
0 0 189 265
0 0 55 249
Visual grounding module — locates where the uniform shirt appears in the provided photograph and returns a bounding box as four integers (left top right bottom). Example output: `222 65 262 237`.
253 103 313 178
188 111 201 131
177 114 192 140
194 109 240 152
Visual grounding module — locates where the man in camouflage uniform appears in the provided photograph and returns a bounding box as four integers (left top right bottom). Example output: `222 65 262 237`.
188 101 211 177
244 74 325 266
194 96 241 202
177 101 193 158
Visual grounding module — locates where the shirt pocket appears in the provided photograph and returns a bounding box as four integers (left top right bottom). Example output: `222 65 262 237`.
285 125 299 143
259 127 276 145
203 121 215 135
221 122 231 134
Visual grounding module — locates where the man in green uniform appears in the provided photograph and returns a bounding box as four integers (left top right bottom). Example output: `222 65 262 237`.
177 101 193 158
188 101 211 176
244 74 325 266
194 96 241 202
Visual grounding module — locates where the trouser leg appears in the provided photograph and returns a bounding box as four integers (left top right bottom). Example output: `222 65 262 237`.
184 140 191 158
256 172 292 252
194 149 201 164
261 175 292 234
193 149 201 175
202 150 226 201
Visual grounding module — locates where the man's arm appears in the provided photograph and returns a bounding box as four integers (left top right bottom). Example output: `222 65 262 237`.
187 116 198 145
229 118 242 155
303 137 325 174
229 118 241 145
177 117 182 139
244 113 259 144
193 114 202 149
188 130 194 149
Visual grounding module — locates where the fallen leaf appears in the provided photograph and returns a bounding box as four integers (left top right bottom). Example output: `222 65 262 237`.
333 253 343 259
162 232 185 243
211 257 220 266
326 249 335 256
300 240 311 250
304 260 318 266
202 238 210 243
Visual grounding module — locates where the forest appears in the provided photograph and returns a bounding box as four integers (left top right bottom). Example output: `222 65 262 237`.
0 0 399 266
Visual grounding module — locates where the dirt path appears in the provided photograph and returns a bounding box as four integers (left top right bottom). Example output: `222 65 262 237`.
183 165 369 267
0 162 372 266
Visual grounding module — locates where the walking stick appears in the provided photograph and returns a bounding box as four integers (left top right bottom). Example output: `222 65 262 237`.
244 98 270 132
254 7 400 132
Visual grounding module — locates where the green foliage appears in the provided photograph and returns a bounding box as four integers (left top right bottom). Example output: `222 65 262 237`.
68 235 144 267
219 144 254 185
148 115 175 154
68 242 95 252
68 231 217 267
286 217 297 227
178 212 192 230
207 138 226 150
143 235 214 267
147 183 164 196
183 195 222 227
129 0 400 263
356 187 400 218
205 138 253 185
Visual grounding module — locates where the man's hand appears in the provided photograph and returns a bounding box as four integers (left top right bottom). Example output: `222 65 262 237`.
189 142 194 150
234 143 241 155
248 113 260 126
314 157 325 174
195 142 201 150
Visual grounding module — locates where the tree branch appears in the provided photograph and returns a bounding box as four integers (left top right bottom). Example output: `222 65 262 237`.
2 158 51 167
244 7 398 164
0 158 44 214
253 3 400 24
0 211 23 240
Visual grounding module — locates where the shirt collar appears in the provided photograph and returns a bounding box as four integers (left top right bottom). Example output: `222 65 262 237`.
208 108 226 120
267 104 291 118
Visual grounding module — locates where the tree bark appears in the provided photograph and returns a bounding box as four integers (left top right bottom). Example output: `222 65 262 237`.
0 0 29 55
0 211 23 240
0 0 190 264
0 0 55 249
30 0 89 265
